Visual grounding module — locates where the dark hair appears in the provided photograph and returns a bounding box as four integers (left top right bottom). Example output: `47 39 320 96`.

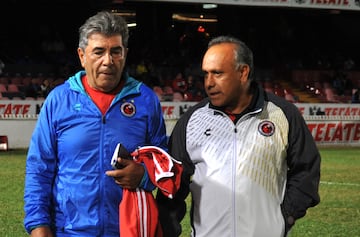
208 36 254 80
78 11 129 50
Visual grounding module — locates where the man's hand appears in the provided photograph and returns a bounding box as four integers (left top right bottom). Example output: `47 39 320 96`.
30 226 54 237
106 158 144 189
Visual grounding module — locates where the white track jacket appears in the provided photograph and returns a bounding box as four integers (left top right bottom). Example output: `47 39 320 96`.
157 81 320 237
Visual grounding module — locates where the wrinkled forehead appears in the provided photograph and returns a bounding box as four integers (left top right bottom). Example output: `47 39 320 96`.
86 33 124 48
202 44 236 69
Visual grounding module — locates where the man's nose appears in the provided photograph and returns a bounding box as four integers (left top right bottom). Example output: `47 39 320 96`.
103 53 113 64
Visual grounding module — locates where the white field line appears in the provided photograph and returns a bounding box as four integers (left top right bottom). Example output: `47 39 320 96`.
320 181 360 187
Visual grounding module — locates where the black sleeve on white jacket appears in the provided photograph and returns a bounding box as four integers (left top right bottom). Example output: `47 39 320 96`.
156 101 203 237
279 98 321 231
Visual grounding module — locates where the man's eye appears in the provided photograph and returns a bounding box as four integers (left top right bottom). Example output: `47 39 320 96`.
94 51 104 56
214 72 223 78
112 51 122 57
112 48 124 58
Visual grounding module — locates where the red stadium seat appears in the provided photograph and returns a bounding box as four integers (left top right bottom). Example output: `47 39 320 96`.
7 84 20 92
172 92 184 102
153 86 164 101
0 84 7 93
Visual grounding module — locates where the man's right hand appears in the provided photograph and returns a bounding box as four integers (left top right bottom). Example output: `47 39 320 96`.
30 226 54 237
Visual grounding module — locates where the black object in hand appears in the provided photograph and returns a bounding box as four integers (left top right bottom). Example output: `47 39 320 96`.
111 143 132 169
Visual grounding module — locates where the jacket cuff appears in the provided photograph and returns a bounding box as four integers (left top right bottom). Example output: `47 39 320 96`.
27 224 50 234
281 203 295 235
138 163 156 191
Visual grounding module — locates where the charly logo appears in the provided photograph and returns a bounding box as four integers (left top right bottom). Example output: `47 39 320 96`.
121 101 136 117
258 121 275 137
204 128 211 136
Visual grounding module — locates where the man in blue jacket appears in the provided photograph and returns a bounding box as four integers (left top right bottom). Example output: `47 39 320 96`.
24 11 167 236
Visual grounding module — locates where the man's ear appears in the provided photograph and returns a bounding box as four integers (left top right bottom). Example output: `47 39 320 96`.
77 48 86 67
240 64 250 82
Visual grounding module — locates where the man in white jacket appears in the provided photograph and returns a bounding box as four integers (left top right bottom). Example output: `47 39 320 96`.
156 35 321 237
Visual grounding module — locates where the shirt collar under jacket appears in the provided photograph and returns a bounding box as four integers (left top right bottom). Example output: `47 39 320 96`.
67 70 143 102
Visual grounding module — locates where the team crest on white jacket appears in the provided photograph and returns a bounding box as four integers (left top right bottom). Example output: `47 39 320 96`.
121 101 136 117
258 120 275 137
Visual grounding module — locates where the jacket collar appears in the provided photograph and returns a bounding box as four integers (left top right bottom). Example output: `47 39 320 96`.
67 70 142 100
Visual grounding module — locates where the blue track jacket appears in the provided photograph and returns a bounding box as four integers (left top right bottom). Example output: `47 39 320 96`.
24 71 168 236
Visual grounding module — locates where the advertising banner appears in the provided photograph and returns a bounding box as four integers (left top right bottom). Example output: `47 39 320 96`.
2 100 360 118
142 0 360 11
0 99 359 147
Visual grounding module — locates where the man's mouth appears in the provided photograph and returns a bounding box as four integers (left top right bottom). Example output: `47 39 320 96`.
208 91 220 97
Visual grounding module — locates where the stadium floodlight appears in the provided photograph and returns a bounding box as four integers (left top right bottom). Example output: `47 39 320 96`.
203 4 217 9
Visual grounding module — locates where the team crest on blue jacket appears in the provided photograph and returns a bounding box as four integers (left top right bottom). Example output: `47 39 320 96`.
121 101 136 117
258 121 275 137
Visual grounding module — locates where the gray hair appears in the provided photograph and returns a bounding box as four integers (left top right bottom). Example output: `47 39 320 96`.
208 36 254 80
78 11 129 51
